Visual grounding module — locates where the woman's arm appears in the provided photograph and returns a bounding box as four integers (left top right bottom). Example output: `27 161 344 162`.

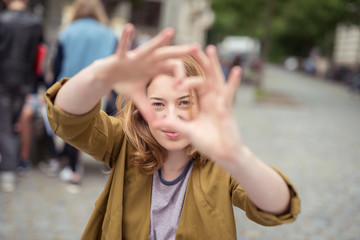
227 147 291 215
54 64 108 115
54 24 197 117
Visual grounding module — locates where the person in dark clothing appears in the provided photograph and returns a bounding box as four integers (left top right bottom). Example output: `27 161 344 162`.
0 0 42 192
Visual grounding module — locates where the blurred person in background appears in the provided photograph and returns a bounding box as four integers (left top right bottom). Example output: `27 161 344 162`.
17 43 62 178
0 0 42 192
46 24 300 239
303 47 320 75
20 91 62 178
50 0 117 193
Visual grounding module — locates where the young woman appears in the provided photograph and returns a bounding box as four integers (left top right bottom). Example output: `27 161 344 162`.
45 24 300 239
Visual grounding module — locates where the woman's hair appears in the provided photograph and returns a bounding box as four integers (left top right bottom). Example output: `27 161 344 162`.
116 56 208 175
69 0 108 25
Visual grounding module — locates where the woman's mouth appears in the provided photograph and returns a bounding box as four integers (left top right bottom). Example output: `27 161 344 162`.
162 130 180 139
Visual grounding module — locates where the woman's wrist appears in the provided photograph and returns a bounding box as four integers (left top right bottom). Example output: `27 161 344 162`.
214 145 254 176
54 63 112 115
89 60 114 93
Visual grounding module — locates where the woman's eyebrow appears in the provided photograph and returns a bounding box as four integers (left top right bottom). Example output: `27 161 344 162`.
178 95 190 100
149 97 164 101
149 95 190 101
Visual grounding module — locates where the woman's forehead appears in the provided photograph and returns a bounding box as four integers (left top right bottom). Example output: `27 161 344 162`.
148 74 175 89
147 74 188 98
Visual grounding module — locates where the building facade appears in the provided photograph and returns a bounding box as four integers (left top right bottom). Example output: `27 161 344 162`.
37 0 214 47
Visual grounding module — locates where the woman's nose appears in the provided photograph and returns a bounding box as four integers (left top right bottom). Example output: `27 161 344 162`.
164 105 180 120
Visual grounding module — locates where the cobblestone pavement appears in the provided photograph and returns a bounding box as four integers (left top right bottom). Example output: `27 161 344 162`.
1 65 359 240
0 156 108 240
233 65 360 240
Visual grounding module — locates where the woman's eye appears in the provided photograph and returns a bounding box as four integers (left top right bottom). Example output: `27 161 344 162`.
179 100 189 106
152 102 164 108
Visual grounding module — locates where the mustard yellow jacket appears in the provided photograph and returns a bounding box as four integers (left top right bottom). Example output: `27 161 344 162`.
46 79 300 240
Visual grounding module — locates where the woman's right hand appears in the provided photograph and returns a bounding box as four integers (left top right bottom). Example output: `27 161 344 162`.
54 24 197 118
91 24 198 119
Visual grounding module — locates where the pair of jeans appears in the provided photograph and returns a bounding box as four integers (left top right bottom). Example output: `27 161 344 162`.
0 92 25 171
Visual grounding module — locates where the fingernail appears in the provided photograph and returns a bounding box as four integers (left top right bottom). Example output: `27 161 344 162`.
234 66 242 74
163 28 174 37
174 82 185 91
191 43 201 50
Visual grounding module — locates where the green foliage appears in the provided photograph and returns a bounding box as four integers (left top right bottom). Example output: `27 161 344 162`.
209 0 267 43
209 0 360 61
131 0 146 6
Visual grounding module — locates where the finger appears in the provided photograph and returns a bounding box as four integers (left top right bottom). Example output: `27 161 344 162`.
174 76 204 92
155 118 211 156
171 59 186 81
173 77 208 111
206 45 226 85
131 91 156 122
192 47 211 72
206 45 225 89
152 44 199 62
152 114 193 138
225 66 242 106
116 24 134 57
152 59 186 81
113 82 130 96
134 28 175 57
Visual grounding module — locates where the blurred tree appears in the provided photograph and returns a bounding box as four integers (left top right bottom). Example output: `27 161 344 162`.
208 0 360 94
209 0 360 62
271 0 360 61
208 0 266 43
208 0 286 90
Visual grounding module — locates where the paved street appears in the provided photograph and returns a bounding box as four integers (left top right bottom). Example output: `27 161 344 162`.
233 65 360 240
0 156 108 240
1 65 360 239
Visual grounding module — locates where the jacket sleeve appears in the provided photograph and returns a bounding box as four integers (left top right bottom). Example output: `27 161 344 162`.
45 78 124 168
230 167 301 226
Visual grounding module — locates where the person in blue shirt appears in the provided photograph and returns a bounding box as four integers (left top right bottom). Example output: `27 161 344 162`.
51 0 117 192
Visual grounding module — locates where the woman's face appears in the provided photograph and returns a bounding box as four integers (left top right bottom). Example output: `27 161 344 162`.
147 74 198 153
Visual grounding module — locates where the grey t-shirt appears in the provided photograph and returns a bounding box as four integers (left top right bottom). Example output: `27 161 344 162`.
149 161 194 240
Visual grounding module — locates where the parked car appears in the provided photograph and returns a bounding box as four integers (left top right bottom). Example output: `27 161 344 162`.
217 36 262 84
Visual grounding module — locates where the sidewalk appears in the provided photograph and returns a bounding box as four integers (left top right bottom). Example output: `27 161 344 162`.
233 65 360 239
1 64 359 239
0 155 108 240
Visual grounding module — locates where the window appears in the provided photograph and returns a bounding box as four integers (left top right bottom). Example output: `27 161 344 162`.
131 1 161 27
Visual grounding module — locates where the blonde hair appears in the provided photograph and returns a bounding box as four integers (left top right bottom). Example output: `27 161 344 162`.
69 0 108 25
116 56 208 175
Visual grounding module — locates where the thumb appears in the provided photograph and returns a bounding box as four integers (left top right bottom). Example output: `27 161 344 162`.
131 92 156 123
152 117 193 139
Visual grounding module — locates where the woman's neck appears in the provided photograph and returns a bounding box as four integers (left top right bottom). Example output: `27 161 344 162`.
161 150 190 181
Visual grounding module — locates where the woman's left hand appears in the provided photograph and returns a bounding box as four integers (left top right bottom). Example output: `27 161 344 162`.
158 45 243 170
154 46 293 215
